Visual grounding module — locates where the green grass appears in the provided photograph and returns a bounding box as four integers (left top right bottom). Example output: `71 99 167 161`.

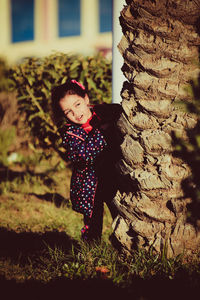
0 150 200 298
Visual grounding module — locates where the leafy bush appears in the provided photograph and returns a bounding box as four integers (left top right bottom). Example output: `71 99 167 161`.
173 75 200 225
0 126 16 166
8 53 112 161
0 58 15 92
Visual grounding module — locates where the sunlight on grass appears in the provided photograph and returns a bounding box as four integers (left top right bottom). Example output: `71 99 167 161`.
0 149 113 241
0 151 199 295
0 193 79 237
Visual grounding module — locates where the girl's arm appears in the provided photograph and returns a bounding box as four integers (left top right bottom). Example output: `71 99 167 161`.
62 129 107 164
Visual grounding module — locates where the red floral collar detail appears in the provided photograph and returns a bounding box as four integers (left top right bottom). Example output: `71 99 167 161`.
81 111 100 133
81 113 94 133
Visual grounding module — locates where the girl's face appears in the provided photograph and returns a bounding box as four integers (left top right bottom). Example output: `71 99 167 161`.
59 93 92 124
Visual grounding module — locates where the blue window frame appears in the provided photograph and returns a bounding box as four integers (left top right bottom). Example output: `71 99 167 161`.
99 0 113 33
58 0 81 37
11 0 34 43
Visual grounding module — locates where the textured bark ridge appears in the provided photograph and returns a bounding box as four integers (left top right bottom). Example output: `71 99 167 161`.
113 0 200 257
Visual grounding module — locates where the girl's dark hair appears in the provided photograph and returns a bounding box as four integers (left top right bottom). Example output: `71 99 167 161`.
51 79 87 127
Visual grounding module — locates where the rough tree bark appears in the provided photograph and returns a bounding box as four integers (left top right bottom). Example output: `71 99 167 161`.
113 0 200 257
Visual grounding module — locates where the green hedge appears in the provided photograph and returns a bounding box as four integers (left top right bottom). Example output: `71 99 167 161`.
7 53 112 160
173 77 200 225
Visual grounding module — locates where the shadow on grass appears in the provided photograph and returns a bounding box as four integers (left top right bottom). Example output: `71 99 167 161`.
0 167 55 185
0 227 199 299
29 192 70 208
0 272 199 300
0 166 25 182
0 227 76 260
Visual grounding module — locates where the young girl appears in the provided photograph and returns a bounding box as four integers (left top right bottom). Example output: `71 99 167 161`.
51 79 122 241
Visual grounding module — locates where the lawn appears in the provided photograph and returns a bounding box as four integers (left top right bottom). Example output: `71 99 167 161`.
0 146 200 300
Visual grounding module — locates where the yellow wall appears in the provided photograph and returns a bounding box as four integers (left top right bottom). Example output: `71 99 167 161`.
0 0 112 64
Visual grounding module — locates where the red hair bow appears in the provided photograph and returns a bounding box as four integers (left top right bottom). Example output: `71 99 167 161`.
71 79 85 90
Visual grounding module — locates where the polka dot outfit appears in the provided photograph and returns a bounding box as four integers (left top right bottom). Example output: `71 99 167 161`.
62 119 107 218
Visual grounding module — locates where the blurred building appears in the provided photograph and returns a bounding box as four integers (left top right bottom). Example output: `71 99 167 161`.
0 0 112 64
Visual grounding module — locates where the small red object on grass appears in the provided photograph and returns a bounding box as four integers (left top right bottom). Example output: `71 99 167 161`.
95 266 110 279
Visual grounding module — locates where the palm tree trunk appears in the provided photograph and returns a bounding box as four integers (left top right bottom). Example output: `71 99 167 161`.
113 0 200 257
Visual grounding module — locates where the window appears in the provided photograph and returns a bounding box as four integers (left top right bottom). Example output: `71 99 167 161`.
99 0 113 33
58 0 81 37
11 0 34 43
